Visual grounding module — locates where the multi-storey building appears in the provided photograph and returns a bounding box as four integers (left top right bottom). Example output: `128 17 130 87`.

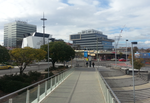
70 29 114 50
4 21 36 48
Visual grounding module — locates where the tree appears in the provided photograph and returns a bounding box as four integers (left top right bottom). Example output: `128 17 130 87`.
9 47 46 75
41 41 75 68
133 46 138 53
75 52 84 58
128 54 145 75
119 52 123 58
0 45 10 63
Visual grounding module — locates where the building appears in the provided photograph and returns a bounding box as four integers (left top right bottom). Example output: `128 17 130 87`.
4 21 36 48
70 29 114 50
22 32 52 49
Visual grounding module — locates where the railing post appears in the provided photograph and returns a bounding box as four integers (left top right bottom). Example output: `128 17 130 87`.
107 89 109 102
58 74 60 84
50 78 52 90
112 98 114 103
9 98 12 103
55 76 56 87
37 84 40 102
45 81 47 96
26 89 30 103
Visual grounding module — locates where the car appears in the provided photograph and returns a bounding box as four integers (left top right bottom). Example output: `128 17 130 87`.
0 64 14 69
111 58 118 61
119 58 126 62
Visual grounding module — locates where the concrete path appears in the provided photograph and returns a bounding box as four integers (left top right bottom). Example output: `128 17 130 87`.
112 83 150 91
40 67 105 103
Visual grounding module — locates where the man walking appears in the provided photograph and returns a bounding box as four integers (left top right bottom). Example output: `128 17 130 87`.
92 62 95 68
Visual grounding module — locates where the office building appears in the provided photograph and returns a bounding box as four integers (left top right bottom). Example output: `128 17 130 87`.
70 29 114 50
22 32 52 49
4 21 36 48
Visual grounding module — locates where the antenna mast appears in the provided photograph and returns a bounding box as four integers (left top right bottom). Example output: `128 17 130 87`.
41 13 47 45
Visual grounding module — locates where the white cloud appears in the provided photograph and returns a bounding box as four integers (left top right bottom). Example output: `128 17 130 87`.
0 0 150 48
145 41 150 44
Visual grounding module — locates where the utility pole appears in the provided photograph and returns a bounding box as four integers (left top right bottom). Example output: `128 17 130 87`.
41 13 47 45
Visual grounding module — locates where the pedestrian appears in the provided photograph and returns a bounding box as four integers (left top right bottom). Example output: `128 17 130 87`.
86 62 88 67
92 62 95 68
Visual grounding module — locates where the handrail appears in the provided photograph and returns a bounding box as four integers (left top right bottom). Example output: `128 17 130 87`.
99 72 121 103
0 68 70 101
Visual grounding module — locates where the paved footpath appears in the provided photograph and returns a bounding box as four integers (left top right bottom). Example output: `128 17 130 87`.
41 67 105 103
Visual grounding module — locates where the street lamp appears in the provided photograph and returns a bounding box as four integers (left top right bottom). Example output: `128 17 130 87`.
126 39 128 62
131 41 137 103
47 38 54 77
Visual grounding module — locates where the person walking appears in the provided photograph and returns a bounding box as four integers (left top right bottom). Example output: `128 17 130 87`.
86 62 88 67
92 62 95 68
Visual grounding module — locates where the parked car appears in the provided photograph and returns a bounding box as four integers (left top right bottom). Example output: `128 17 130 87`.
119 58 126 62
0 64 14 69
111 58 118 61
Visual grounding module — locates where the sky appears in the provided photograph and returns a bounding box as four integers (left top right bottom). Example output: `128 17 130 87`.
0 0 150 49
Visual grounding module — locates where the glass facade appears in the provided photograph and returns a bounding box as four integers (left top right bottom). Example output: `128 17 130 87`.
4 21 36 48
70 29 114 50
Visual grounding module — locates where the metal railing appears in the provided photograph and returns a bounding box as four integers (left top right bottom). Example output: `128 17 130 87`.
0 68 74 103
97 68 121 103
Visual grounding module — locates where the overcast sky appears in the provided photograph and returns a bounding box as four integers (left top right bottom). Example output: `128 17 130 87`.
0 0 150 49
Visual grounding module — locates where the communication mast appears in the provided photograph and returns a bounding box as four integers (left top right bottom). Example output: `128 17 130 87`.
41 13 47 45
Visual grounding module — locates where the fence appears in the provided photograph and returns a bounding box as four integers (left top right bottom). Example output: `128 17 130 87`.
0 68 74 103
97 68 121 103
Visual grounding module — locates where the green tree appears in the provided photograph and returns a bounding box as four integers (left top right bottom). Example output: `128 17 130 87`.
0 45 10 63
41 41 75 68
9 47 46 75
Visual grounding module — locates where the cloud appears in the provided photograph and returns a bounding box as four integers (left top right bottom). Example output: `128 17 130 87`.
145 41 150 44
0 0 150 49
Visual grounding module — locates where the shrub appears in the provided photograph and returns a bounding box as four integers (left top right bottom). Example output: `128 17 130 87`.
0 71 42 93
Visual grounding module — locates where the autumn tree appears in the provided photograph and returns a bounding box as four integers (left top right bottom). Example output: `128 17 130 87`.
0 45 10 63
41 41 75 68
9 47 46 75
128 54 145 75
119 52 123 58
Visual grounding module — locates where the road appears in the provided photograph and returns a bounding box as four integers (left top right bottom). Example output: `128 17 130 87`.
1 59 149 76
0 62 70 76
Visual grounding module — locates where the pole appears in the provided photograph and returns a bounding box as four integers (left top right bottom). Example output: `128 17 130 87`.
115 37 117 66
48 39 49 77
97 38 98 62
131 43 135 103
126 40 128 62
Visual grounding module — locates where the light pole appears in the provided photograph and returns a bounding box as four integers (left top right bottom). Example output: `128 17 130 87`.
47 38 50 77
126 39 128 62
47 38 54 77
131 41 137 103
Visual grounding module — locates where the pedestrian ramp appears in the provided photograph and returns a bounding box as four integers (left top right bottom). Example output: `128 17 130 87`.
41 67 105 103
0 67 120 103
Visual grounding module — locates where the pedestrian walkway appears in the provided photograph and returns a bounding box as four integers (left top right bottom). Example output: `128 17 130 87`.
41 67 105 103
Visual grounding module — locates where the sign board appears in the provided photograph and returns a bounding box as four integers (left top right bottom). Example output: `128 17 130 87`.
84 51 88 58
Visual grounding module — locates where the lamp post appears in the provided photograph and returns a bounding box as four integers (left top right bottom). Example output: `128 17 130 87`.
131 41 137 103
126 39 128 62
47 38 54 77
47 38 50 77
